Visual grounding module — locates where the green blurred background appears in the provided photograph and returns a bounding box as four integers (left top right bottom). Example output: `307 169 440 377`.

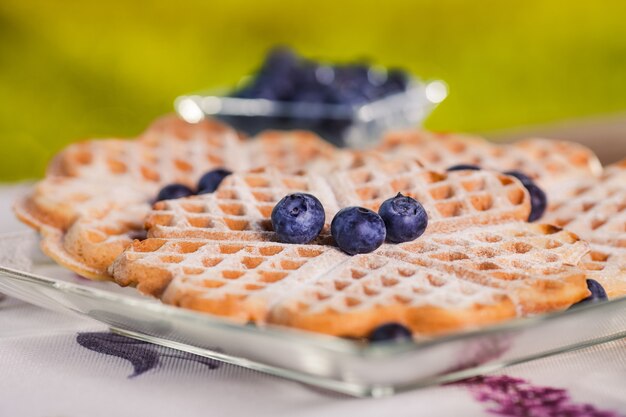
1 0 626 180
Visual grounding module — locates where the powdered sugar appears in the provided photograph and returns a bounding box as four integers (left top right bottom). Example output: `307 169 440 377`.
544 159 626 297
377 131 602 208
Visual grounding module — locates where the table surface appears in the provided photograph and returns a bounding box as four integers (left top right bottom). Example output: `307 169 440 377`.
1 184 625 417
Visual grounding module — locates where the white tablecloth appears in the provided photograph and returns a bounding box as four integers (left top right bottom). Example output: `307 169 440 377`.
1 184 625 417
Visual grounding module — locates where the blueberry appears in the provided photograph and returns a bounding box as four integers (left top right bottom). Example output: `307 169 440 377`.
155 184 194 202
314 65 335 85
335 64 370 86
369 323 412 342
331 207 386 255
502 170 547 222
330 84 370 106
383 68 410 94
248 85 279 101
294 61 320 88
446 164 481 171
197 168 232 194
231 48 412 118
261 46 298 75
525 183 547 222
585 279 609 300
292 89 326 104
569 279 608 308
253 72 296 101
378 193 428 243
254 47 300 101
503 170 534 186
271 193 325 244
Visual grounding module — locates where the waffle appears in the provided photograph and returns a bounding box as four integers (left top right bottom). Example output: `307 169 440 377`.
14 115 351 279
109 164 590 336
111 227 588 338
373 130 602 208
142 160 530 247
272 224 588 336
543 159 626 297
114 162 532 294
15 116 598 297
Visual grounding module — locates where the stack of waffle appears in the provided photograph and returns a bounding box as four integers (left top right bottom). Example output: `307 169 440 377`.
15 115 624 338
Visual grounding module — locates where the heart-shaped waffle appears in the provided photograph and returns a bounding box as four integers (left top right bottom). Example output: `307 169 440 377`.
110 162 589 336
143 159 530 244
14 115 350 279
544 159 626 297
373 130 602 209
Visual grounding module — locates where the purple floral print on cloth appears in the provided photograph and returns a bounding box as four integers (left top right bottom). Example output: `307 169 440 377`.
460 375 623 417
76 331 220 377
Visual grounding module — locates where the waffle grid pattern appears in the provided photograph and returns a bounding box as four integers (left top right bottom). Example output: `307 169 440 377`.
546 161 626 247
15 116 349 279
384 224 589 313
376 131 602 207
146 162 530 244
544 160 626 297
111 221 589 336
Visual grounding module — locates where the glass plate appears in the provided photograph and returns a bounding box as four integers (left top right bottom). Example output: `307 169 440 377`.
1 231 625 397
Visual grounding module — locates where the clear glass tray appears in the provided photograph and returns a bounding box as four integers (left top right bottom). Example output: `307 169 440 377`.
1 231 625 397
174 80 448 147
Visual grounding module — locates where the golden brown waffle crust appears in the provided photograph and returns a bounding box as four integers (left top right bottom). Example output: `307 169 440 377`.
13 195 116 279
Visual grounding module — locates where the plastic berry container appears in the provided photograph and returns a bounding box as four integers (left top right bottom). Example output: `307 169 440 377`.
174 78 447 148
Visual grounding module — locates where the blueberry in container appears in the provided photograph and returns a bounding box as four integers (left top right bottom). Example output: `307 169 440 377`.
175 48 447 147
